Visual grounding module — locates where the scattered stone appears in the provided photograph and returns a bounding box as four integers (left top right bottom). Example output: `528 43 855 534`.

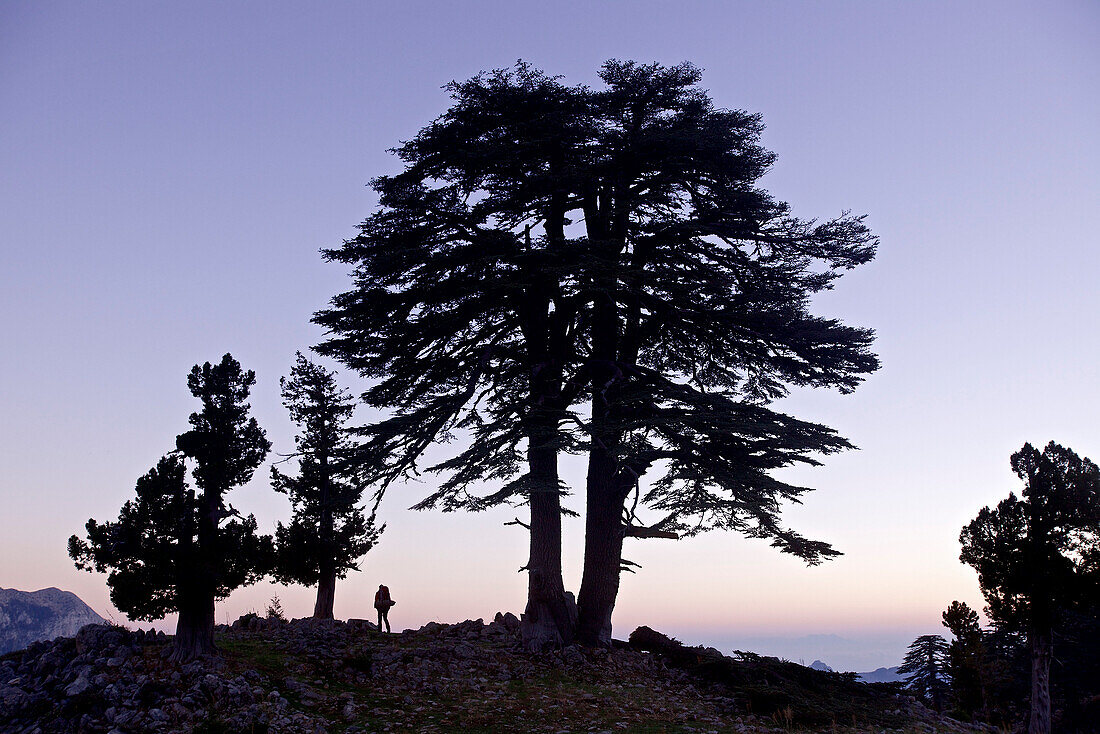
0 619 987 734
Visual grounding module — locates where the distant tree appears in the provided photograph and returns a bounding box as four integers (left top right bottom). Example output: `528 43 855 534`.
265 594 286 621
959 441 1100 734
898 634 951 710
271 352 384 619
942 600 980 639
69 354 272 661
317 60 878 649
941 600 985 718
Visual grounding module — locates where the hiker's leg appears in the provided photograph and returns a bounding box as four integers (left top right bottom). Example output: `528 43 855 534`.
382 609 391 633
377 608 383 630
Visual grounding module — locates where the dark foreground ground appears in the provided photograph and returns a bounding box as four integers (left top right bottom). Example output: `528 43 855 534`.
0 615 991 733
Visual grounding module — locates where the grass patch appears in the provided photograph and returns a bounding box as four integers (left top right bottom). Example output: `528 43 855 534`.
217 636 291 680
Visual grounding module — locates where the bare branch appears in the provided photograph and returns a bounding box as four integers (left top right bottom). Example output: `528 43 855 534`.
624 525 679 540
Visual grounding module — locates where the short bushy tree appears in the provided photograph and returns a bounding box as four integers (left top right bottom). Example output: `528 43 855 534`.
69 354 272 660
271 352 384 618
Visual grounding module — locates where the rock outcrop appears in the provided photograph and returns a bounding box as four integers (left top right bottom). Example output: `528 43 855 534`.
0 588 105 654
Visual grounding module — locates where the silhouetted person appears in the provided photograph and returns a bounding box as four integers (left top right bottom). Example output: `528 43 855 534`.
374 583 393 632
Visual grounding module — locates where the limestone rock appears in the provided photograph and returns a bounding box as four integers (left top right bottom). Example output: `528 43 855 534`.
0 587 105 654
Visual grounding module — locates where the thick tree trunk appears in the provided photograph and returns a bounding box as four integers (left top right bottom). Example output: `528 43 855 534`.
315 461 336 620
575 452 625 647
314 570 337 619
172 590 216 662
1028 625 1052 734
521 439 576 650
576 245 628 648
517 239 575 650
170 487 219 662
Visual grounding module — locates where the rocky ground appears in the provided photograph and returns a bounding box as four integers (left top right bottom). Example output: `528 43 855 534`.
0 615 992 733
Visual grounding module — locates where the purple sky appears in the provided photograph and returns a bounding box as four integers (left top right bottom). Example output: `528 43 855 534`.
2 1 1098 670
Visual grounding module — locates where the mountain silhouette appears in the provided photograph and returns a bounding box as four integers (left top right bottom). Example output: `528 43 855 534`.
857 666 905 683
0 587 105 654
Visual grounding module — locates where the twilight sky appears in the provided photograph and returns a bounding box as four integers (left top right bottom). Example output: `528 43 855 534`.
2 1 1097 671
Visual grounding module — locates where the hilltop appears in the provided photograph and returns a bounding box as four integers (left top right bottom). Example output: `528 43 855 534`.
0 616 988 733
0 588 105 655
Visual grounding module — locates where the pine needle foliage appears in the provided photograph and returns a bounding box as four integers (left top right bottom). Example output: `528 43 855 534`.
316 59 878 556
69 455 194 620
316 62 589 510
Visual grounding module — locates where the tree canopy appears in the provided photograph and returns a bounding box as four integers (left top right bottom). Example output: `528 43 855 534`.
316 59 879 646
176 356 270 497
70 455 192 620
961 442 1100 631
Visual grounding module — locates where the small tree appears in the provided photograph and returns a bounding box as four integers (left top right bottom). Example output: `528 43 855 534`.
70 354 272 661
898 634 951 710
272 352 384 618
265 594 286 621
941 600 985 718
959 441 1100 734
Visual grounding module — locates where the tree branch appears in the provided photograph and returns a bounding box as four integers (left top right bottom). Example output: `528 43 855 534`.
624 525 679 540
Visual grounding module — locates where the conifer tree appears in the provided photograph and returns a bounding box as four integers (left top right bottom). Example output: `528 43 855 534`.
959 441 1100 734
568 61 877 646
317 60 878 648
69 354 272 661
898 634 951 710
316 63 590 648
941 600 985 718
271 352 384 619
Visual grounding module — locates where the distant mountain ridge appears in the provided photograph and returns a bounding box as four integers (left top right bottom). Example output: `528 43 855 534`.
0 587 105 654
804 658 904 684
857 666 904 683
